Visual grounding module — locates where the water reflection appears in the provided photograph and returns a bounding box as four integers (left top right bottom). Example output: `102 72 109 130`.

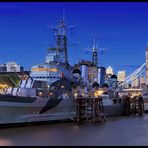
0 139 12 146
0 115 148 145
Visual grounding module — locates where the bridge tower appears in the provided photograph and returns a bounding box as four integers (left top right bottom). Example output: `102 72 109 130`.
146 44 148 86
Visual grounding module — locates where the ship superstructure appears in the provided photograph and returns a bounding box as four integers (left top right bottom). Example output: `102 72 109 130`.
29 16 72 86
6 15 74 97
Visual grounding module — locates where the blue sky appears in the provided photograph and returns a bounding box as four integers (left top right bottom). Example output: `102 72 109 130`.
0 2 148 75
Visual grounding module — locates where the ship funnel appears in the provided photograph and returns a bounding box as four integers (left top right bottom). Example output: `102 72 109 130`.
80 63 89 85
72 69 81 82
97 67 106 87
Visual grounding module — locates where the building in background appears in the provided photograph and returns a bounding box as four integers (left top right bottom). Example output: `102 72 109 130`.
117 71 126 82
140 76 145 88
106 66 114 80
131 76 139 88
106 66 113 75
0 62 23 72
140 77 145 84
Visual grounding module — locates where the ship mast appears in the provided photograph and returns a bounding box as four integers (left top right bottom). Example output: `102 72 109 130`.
92 38 98 67
55 10 69 65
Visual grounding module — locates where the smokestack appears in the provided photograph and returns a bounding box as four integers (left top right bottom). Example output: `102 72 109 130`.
146 44 148 85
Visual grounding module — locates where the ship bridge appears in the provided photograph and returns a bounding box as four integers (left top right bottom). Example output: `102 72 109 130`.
30 63 73 85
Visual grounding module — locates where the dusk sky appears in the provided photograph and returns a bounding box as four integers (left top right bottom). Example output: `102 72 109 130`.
0 2 148 75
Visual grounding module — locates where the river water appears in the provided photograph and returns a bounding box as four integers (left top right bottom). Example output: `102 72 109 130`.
0 114 148 146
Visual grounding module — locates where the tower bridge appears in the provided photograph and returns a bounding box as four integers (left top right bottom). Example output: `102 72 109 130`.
117 45 148 90
118 63 146 89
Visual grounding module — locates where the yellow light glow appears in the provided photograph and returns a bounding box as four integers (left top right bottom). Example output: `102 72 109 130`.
38 92 42 96
0 84 8 89
31 68 58 72
61 85 65 88
94 90 104 97
131 93 141 98
74 93 77 98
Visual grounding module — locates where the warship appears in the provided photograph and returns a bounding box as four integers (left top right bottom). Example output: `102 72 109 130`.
0 15 125 126
0 16 79 126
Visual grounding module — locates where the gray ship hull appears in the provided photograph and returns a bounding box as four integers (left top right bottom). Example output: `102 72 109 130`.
0 95 76 125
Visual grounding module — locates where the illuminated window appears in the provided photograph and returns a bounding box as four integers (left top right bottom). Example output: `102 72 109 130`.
61 85 65 88
38 92 42 96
